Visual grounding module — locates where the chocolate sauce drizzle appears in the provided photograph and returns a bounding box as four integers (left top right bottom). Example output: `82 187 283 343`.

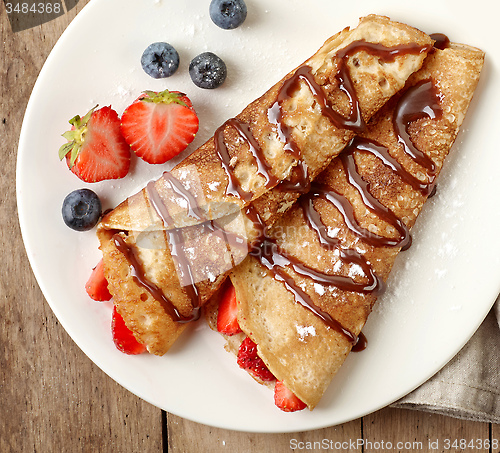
300 78 443 251
136 173 252 323
146 175 203 321
115 39 441 349
394 79 442 177
284 78 443 344
112 233 200 323
146 174 248 322
352 331 368 352
215 118 280 201
216 39 431 202
245 205 360 344
429 33 450 51
115 173 234 324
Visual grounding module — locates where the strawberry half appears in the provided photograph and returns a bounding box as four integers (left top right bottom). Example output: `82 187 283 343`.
274 380 307 412
216 283 242 335
85 259 112 301
120 89 199 164
237 337 275 382
111 306 147 355
59 106 131 182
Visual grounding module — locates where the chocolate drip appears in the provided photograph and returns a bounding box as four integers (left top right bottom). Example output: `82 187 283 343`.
255 236 383 296
394 79 442 175
165 227 202 316
348 136 434 197
251 238 358 344
144 178 202 322
299 190 386 291
162 171 205 221
147 176 201 313
248 240 352 343
113 233 200 323
352 331 368 352
215 118 280 201
246 204 371 345
303 180 410 250
333 40 432 132
218 40 431 201
430 33 450 50
320 77 443 251
145 175 251 322
340 142 412 249
112 41 436 341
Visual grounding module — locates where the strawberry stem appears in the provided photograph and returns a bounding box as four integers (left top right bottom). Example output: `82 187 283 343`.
58 105 98 165
140 89 188 107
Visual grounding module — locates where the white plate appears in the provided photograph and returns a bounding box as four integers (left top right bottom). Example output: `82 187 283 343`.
17 0 500 433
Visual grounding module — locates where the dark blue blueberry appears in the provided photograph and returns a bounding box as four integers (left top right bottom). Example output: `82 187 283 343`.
189 52 227 89
62 189 102 232
141 42 180 79
209 0 247 30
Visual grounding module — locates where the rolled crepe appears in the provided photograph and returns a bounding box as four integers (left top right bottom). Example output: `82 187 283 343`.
218 42 484 409
97 15 434 355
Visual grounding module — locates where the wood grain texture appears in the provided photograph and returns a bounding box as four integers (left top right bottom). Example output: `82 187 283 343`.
167 413 362 452
0 2 494 452
364 408 490 453
493 423 500 450
0 3 162 452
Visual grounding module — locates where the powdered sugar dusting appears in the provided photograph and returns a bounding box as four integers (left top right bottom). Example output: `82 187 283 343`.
313 283 325 295
296 325 316 342
208 181 220 191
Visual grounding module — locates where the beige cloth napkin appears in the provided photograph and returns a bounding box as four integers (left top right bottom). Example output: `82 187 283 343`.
391 295 500 423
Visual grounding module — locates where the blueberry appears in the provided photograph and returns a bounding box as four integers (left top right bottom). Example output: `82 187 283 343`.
141 42 180 79
209 0 247 30
62 189 102 232
189 52 227 89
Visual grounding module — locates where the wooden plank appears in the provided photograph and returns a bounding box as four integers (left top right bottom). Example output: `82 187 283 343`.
1 291 164 452
363 407 490 453
0 3 163 452
167 413 362 452
491 424 500 452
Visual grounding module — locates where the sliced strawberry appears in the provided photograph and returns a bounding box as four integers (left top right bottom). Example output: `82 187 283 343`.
111 306 147 355
274 380 307 412
237 337 275 382
216 283 242 335
59 105 131 183
120 89 199 164
85 259 112 301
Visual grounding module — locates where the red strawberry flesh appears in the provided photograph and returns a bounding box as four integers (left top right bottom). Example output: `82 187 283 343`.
111 306 147 355
85 259 112 301
216 284 241 335
237 337 275 382
274 380 307 412
60 106 131 183
120 89 199 165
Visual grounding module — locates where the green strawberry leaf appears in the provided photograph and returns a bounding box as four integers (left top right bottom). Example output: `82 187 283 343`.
69 143 80 167
58 141 74 161
59 105 97 164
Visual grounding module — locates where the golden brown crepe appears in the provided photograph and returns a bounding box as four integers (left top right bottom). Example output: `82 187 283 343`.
218 43 484 409
97 15 435 355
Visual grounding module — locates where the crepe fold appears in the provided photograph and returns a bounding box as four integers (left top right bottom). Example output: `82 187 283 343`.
97 15 434 355
218 43 484 409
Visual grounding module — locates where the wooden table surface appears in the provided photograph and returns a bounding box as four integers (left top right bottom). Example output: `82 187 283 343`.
1 2 497 452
